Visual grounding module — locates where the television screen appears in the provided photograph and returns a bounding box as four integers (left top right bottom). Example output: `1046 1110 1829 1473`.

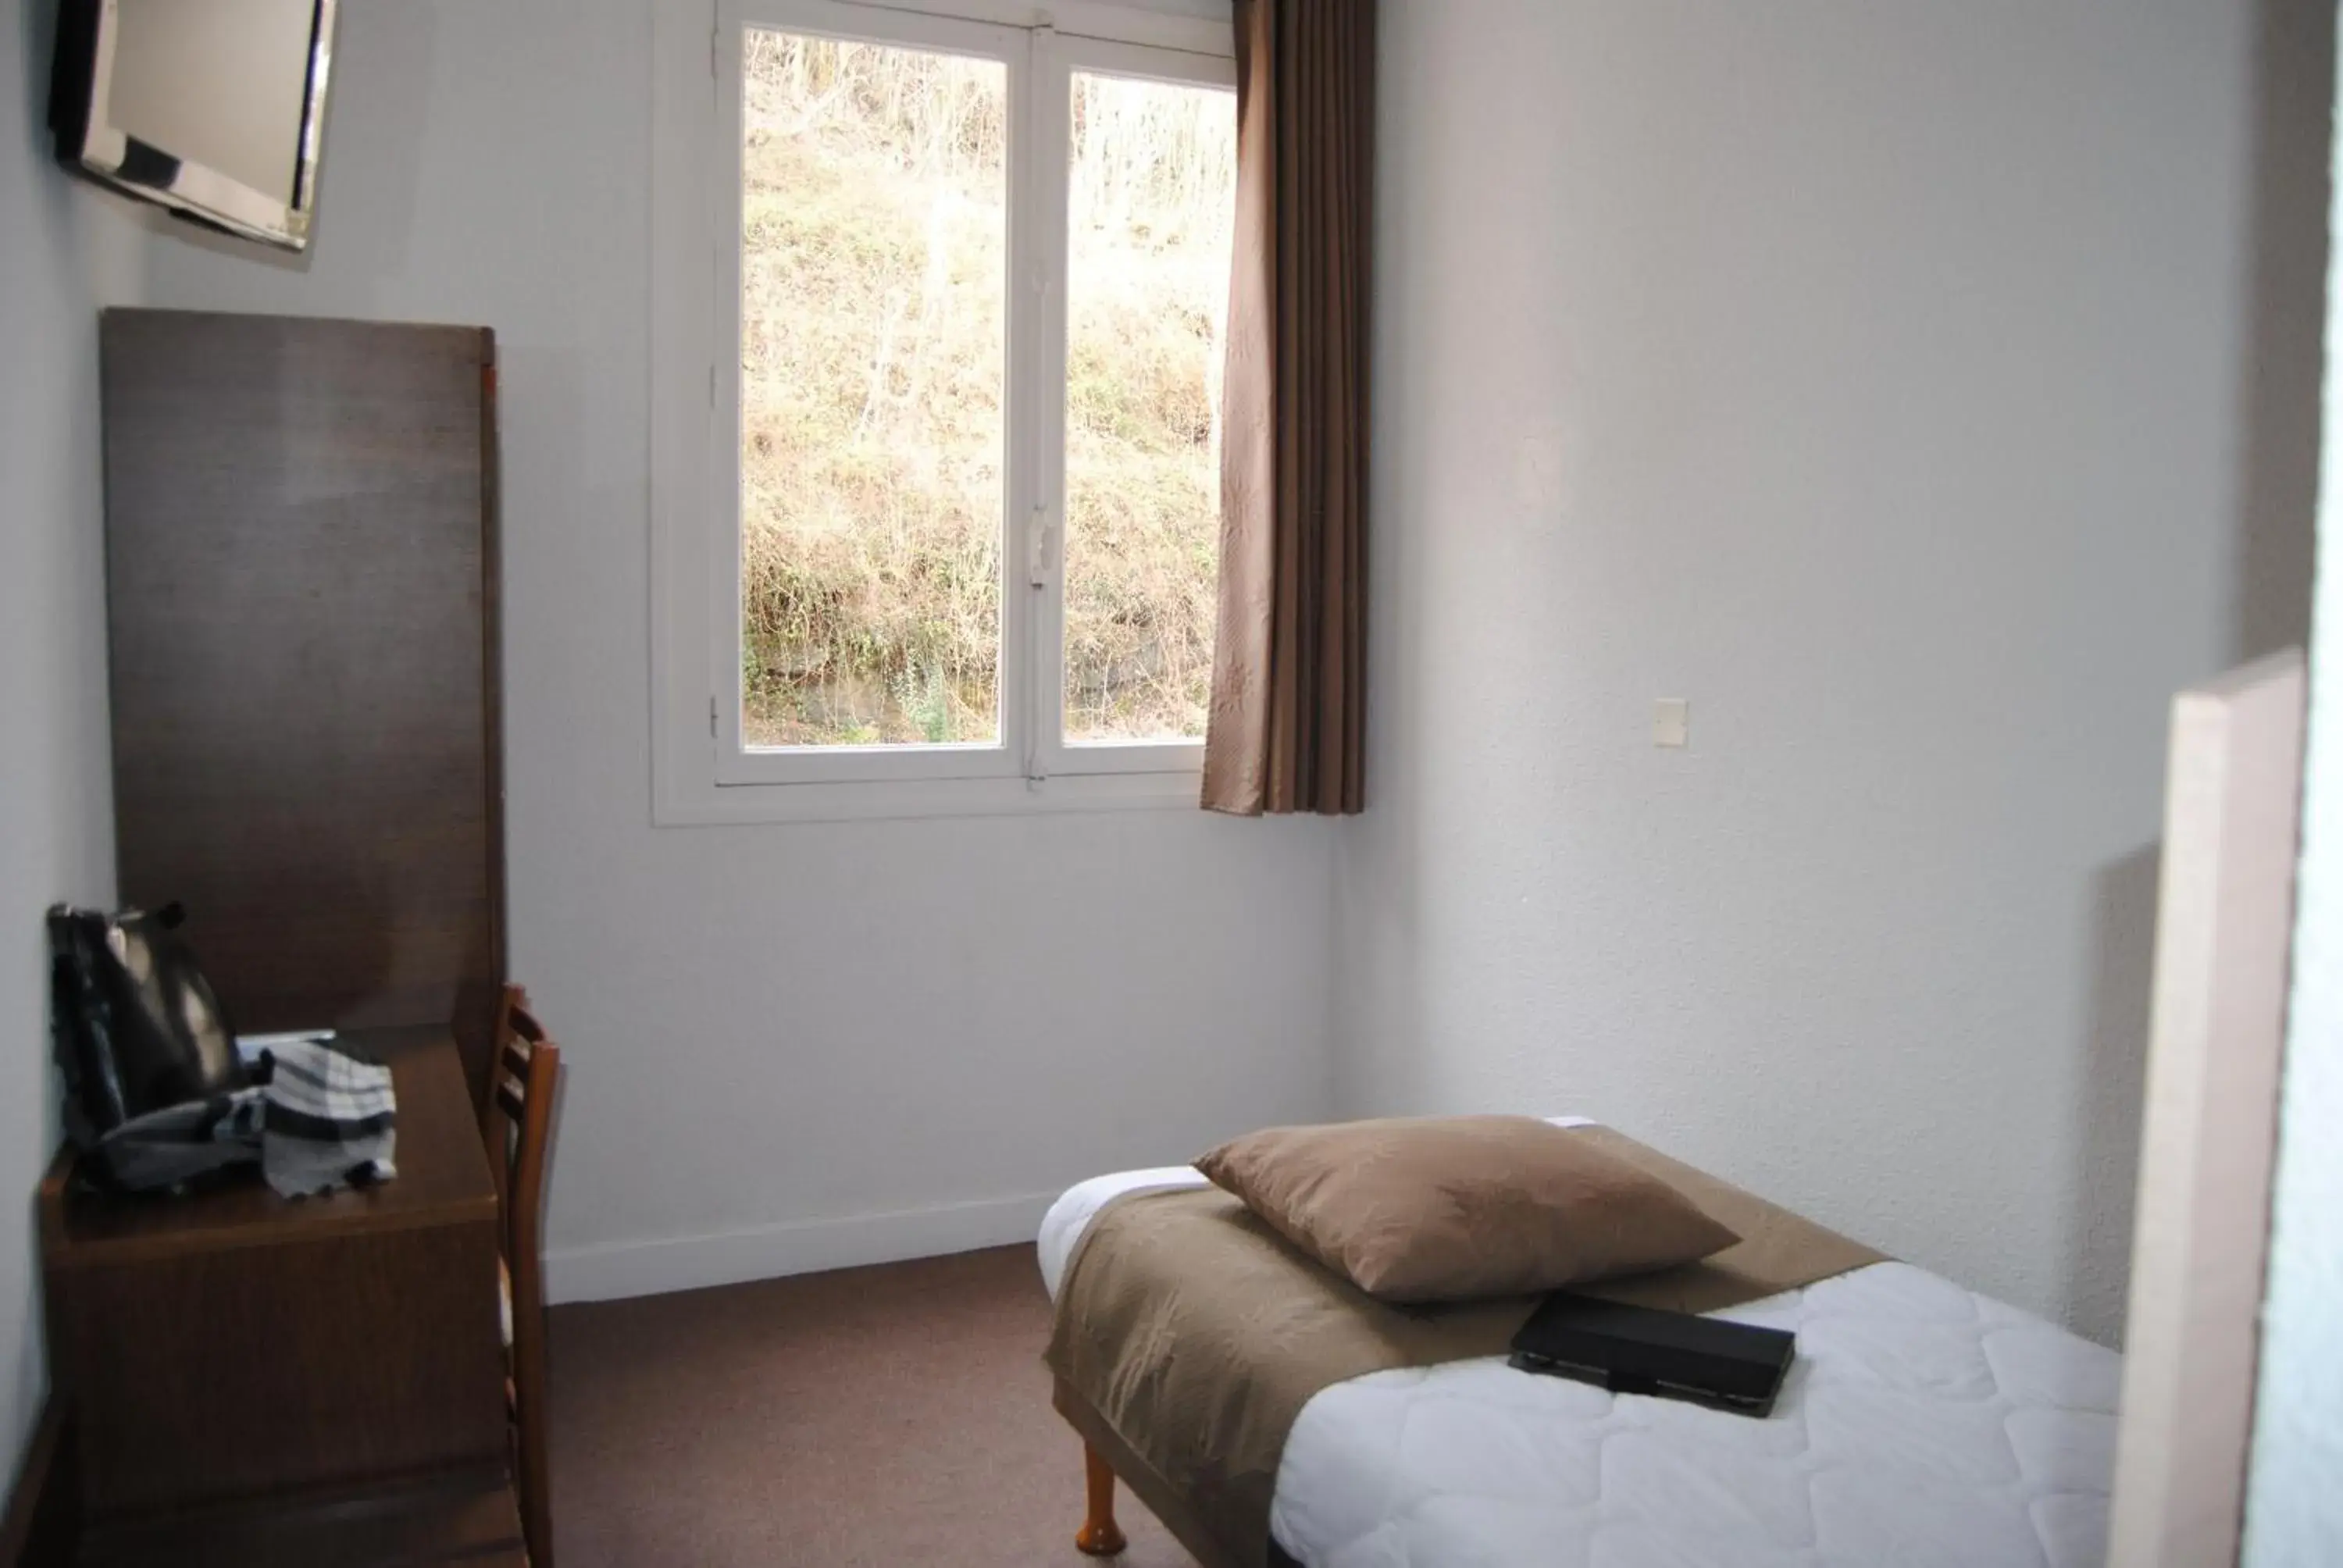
50 0 337 253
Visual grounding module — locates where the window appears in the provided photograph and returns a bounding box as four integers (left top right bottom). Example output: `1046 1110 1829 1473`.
654 0 1238 822
737 27 1010 754
1057 66 1233 747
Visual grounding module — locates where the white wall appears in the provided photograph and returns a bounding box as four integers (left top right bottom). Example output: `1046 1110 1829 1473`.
0 0 144 1481
2245 17 2343 1556
134 0 1334 1302
1344 0 2328 1342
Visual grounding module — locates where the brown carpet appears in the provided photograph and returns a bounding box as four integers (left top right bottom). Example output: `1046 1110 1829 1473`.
548 1245 1198 1567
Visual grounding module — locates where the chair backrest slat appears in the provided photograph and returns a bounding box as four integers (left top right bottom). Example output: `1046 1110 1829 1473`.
482 981 560 1568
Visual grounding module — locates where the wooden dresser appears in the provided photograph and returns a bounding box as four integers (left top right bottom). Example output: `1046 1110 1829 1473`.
16 309 521 1563
40 1032 521 1566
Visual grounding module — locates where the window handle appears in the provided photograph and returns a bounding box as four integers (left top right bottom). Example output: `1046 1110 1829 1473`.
1028 504 1057 587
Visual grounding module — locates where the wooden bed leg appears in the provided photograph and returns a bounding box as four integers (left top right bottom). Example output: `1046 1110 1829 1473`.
1075 1441 1129 1557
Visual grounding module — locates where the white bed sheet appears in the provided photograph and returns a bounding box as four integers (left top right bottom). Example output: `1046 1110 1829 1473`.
1037 1128 2120 1568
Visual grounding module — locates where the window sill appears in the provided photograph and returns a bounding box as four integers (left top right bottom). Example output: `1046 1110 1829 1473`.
652 766 1207 827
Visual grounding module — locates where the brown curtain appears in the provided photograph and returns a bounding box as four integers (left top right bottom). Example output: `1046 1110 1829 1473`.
1203 0 1375 816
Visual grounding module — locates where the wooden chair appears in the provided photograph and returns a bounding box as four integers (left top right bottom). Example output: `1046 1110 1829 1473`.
483 984 562 1568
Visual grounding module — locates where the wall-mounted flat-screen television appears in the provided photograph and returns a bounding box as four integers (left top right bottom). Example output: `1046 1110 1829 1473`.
49 0 338 253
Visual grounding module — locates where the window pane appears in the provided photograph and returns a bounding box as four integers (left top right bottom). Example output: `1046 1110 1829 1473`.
740 30 1006 747
1061 73 1236 743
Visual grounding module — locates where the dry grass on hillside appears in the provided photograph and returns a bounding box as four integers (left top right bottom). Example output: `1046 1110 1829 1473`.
739 31 1233 747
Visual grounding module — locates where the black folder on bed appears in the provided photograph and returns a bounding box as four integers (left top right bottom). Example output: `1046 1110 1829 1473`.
1508 1292 1796 1417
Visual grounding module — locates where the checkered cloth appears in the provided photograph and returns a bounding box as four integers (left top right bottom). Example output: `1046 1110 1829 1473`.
257 1036 398 1197
85 1035 398 1196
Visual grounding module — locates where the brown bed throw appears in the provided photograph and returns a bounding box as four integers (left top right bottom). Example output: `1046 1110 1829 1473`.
1045 1128 1885 1568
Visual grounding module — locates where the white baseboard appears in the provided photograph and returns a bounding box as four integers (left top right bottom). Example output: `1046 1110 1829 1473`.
544 1189 1061 1304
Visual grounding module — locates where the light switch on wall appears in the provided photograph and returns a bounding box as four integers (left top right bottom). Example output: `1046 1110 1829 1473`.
1653 698 1691 748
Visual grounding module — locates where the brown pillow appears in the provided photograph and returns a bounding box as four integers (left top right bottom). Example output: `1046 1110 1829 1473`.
1195 1115 1739 1303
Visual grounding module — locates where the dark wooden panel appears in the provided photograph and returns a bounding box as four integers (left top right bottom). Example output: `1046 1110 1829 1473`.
41 1033 506 1526
0 1402 78 1568
48 1202 504 1523
98 309 505 1092
77 1467 524 1568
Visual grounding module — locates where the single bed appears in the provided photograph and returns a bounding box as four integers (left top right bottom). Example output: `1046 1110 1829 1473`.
1040 1123 2121 1568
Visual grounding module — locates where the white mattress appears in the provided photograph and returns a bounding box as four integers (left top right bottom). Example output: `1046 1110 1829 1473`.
1038 1132 2120 1568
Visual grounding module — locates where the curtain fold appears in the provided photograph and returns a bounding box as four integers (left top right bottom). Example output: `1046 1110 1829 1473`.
1204 0 1375 817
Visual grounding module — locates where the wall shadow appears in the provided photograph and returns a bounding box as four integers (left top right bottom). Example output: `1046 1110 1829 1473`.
2067 843 2161 1346
2232 0 2334 661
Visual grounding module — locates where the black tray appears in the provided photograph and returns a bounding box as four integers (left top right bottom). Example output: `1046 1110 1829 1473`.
1509 1292 1796 1417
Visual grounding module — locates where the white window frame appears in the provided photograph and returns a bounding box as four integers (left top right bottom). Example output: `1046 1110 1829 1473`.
651 0 1236 825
